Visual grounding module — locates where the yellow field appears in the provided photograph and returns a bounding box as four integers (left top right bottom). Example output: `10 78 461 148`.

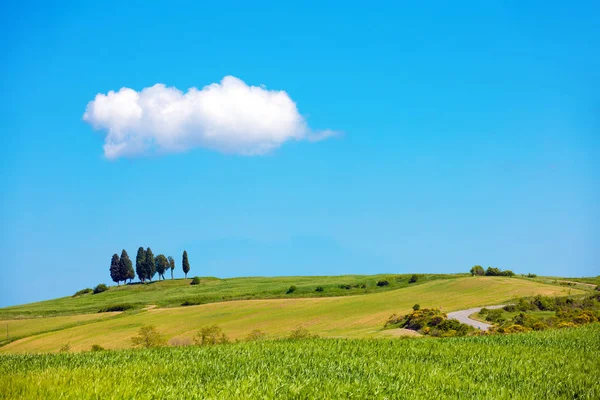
1 277 582 353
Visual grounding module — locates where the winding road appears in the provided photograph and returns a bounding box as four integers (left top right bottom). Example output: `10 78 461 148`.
447 305 505 331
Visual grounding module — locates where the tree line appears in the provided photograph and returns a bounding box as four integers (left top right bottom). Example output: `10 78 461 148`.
110 248 191 285
469 265 515 277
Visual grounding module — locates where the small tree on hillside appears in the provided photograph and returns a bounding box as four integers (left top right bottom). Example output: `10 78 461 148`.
119 249 134 285
182 250 190 278
136 247 146 282
155 254 168 280
470 265 485 276
145 247 156 281
110 253 121 285
168 256 175 280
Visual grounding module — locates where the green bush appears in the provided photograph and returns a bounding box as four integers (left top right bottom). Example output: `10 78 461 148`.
288 327 318 340
190 276 201 285
195 325 229 345
98 304 134 313
286 285 297 294
93 284 108 294
91 344 105 351
339 284 352 290
72 288 93 297
131 325 167 348
413 304 420 311
526 273 537 278
503 304 517 312
485 309 505 323
384 308 473 336
181 300 201 306
376 280 389 287
315 286 324 292
245 329 267 342
408 275 418 283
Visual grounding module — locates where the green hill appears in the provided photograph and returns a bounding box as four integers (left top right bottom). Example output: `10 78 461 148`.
0 275 584 353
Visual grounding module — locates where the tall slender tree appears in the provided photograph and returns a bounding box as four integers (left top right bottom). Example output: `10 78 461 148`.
109 253 121 285
155 254 168 280
182 250 190 278
119 249 133 285
145 247 156 281
136 247 146 282
168 256 175 280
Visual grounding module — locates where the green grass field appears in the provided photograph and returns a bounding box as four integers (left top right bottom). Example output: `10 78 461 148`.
0 276 583 353
2 324 598 399
0 274 460 318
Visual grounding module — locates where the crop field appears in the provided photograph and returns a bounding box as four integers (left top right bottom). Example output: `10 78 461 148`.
0 277 581 353
1 324 599 399
0 274 460 318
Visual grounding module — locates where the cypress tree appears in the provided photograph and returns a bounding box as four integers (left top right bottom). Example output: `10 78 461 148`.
109 253 121 285
168 256 175 280
182 250 190 278
155 254 168 280
136 247 146 282
119 249 133 285
145 247 156 281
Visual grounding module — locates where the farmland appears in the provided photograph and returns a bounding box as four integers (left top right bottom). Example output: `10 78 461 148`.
0 275 584 352
1 324 599 399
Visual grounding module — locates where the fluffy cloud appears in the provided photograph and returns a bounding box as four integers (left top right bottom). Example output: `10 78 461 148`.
83 76 336 158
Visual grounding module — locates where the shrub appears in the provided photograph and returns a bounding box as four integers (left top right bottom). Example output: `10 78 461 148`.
532 295 555 311
557 322 577 329
339 284 352 290
245 329 267 342
131 325 167 348
286 285 297 294
59 343 71 352
413 304 420 311
502 325 531 333
91 344 105 351
98 304 134 313
479 308 489 315
181 300 202 306
526 273 537 278
315 286 324 292
376 280 389 287
503 305 517 312
532 322 548 331
195 325 229 345
360 284 367 289
485 309 505 323
408 275 418 283
190 276 201 285
288 327 318 340
72 288 93 297
93 284 108 294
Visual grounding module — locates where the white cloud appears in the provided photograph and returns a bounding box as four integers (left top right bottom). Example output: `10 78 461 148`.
83 76 336 158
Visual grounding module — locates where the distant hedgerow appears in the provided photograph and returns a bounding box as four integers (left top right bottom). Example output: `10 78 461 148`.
98 304 134 313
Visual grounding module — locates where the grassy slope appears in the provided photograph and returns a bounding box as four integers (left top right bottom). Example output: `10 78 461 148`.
0 274 460 318
1 324 599 399
1 277 582 353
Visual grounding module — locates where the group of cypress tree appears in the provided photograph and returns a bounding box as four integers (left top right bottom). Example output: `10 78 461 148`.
109 250 136 285
110 248 190 284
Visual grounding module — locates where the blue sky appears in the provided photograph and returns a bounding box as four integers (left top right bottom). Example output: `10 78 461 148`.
1 1 598 307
